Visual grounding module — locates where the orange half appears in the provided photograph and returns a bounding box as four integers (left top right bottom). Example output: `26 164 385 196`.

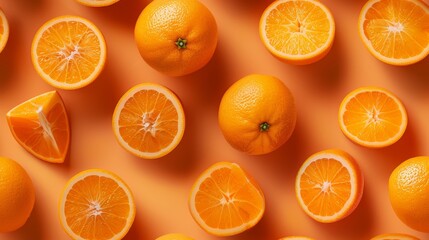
0 8 9 54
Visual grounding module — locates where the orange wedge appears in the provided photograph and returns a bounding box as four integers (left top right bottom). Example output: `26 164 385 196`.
189 162 265 236
6 91 70 163
371 233 420 240
295 149 364 223
75 0 120 7
112 83 185 159
338 86 408 148
358 0 429 65
0 8 9 54
31 15 106 90
259 0 335 65
59 169 136 240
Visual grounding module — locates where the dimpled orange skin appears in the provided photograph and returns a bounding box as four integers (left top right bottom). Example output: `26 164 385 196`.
389 156 429 233
218 74 297 155
134 0 218 77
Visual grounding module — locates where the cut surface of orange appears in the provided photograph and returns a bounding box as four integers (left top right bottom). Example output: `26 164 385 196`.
6 91 70 163
371 233 420 240
31 15 106 90
0 8 9 54
75 0 120 7
358 0 429 65
338 86 407 148
112 83 185 159
295 149 364 223
59 169 136 240
259 0 335 65
189 162 265 236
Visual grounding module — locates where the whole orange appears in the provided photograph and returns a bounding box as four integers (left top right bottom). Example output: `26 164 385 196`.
134 0 218 77
389 156 429 232
218 74 296 155
0 157 35 232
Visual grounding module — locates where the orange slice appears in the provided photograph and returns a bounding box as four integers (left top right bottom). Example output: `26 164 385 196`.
295 149 364 223
31 15 106 90
338 86 408 148
189 162 265 236
371 233 420 240
59 169 136 240
6 91 70 163
358 0 429 65
75 0 120 7
259 0 335 65
0 8 9 54
112 83 185 159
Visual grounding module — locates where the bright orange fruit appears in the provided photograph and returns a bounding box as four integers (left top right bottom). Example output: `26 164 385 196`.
0 8 9 54
371 233 420 240
295 149 364 223
75 0 120 7
6 91 70 163
189 162 265 236
279 237 315 240
156 233 194 240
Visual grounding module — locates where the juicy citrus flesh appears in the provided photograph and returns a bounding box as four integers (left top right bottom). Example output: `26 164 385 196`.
339 86 407 148
59 169 136 240
156 233 194 240
259 0 335 64
218 74 296 155
371 233 420 240
75 0 120 7
112 83 185 159
6 91 70 163
31 15 106 89
189 162 265 236
0 8 9 54
296 149 364 223
134 0 218 76
389 156 429 233
358 0 429 65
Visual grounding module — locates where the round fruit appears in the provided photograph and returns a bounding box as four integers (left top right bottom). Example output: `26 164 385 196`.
75 0 120 7
156 233 194 240
371 233 419 240
0 8 9 54
218 74 296 155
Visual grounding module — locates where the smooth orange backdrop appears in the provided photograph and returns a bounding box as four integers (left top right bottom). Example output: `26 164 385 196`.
1 0 429 239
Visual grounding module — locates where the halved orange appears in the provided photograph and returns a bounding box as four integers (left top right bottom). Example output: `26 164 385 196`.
358 0 429 66
6 91 70 163
338 86 408 148
189 162 265 236
59 169 136 240
371 233 420 240
295 149 364 223
259 0 335 65
75 0 120 7
0 8 9 54
112 83 185 159
31 15 106 90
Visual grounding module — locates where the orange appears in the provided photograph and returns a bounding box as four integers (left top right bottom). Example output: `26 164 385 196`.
259 0 335 65
218 74 296 155
279 237 315 240
371 233 420 240
0 157 35 232
112 83 185 159
75 0 120 7
31 15 106 90
6 91 70 163
189 162 265 236
295 149 364 223
156 233 194 240
59 169 136 240
389 156 429 232
0 8 9 54
134 0 218 77
358 0 429 66
338 86 407 148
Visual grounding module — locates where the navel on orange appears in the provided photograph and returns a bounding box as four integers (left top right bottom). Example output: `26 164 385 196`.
59 169 136 240
189 162 265 236
218 74 296 155
6 91 70 163
75 0 120 7
259 0 335 65
31 15 106 90
371 233 420 240
338 86 407 148
0 8 9 54
134 0 218 76
295 149 364 223
112 83 185 159
358 0 429 65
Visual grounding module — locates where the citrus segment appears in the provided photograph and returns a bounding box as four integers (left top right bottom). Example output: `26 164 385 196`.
59 169 136 240
295 149 364 223
259 0 335 64
338 86 407 148
75 0 120 7
31 15 106 89
189 162 265 236
0 8 9 54
112 83 185 159
371 233 420 240
358 0 429 65
6 91 70 163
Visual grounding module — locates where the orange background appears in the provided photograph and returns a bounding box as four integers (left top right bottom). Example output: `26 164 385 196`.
1 0 429 239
